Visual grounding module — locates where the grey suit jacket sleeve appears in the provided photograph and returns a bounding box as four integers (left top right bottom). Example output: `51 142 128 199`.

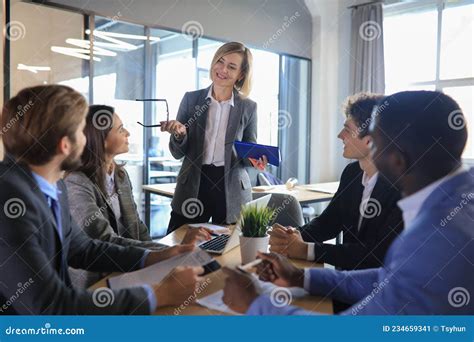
169 92 190 159
65 174 164 250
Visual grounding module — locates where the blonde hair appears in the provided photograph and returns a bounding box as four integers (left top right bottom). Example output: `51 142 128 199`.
209 42 253 98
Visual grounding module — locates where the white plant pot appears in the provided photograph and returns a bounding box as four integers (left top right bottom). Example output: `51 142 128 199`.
239 234 270 265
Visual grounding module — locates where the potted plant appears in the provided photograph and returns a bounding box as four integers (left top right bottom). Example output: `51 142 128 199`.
238 205 276 264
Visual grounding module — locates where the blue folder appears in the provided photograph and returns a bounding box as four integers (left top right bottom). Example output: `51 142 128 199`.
234 141 281 167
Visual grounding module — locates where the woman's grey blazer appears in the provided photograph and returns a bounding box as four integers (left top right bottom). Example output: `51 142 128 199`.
64 170 163 249
64 169 165 288
169 86 258 223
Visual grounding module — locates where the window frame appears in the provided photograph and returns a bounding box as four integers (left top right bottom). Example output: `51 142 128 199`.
384 0 474 165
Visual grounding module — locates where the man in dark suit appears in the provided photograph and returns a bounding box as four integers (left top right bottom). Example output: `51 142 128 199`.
0 85 202 314
269 93 404 279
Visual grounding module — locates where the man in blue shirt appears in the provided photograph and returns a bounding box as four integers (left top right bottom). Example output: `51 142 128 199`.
222 91 474 315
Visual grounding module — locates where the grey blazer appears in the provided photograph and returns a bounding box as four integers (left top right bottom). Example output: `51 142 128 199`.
64 169 163 249
64 169 165 288
169 87 257 223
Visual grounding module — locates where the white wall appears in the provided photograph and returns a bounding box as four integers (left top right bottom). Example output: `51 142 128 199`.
45 0 313 59
305 0 365 182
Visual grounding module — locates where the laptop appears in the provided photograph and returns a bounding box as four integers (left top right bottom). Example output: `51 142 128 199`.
198 195 272 254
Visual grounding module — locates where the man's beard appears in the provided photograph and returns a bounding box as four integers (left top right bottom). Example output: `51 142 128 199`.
60 142 83 171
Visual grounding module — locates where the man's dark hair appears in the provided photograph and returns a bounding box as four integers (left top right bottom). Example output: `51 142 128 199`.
374 91 467 175
342 92 385 138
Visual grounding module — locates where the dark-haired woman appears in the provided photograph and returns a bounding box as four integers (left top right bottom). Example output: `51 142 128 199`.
65 105 211 286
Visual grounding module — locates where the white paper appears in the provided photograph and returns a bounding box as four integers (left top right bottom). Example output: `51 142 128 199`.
196 274 307 314
188 223 230 234
196 290 242 315
304 182 339 194
108 249 215 290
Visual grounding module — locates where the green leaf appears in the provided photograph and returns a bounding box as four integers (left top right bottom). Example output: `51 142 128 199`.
239 205 276 238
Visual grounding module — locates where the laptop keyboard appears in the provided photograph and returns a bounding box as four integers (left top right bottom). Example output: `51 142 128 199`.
199 234 230 252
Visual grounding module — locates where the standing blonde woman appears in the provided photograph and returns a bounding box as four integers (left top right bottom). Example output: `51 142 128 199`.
161 42 267 233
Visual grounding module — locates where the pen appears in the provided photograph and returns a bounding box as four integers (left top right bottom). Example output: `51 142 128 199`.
237 259 263 273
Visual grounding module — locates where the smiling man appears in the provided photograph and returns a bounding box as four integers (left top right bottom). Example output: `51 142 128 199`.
268 93 404 311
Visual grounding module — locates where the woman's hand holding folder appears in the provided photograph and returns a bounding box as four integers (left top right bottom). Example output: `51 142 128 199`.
249 155 268 171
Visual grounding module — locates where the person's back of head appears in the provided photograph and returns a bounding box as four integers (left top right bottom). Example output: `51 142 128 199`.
370 90 467 185
1 85 88 166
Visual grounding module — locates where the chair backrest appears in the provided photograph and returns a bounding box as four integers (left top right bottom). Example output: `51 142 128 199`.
257 173 272 186
257 172 283 186
266 193 304 227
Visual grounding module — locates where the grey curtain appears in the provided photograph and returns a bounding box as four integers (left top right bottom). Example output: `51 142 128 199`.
350 2 385 93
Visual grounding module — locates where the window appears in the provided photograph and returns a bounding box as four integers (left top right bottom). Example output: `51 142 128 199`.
91 17 147 223
279 56 311 182
10 2 88 98
384 0 474 159
148 28 195 237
